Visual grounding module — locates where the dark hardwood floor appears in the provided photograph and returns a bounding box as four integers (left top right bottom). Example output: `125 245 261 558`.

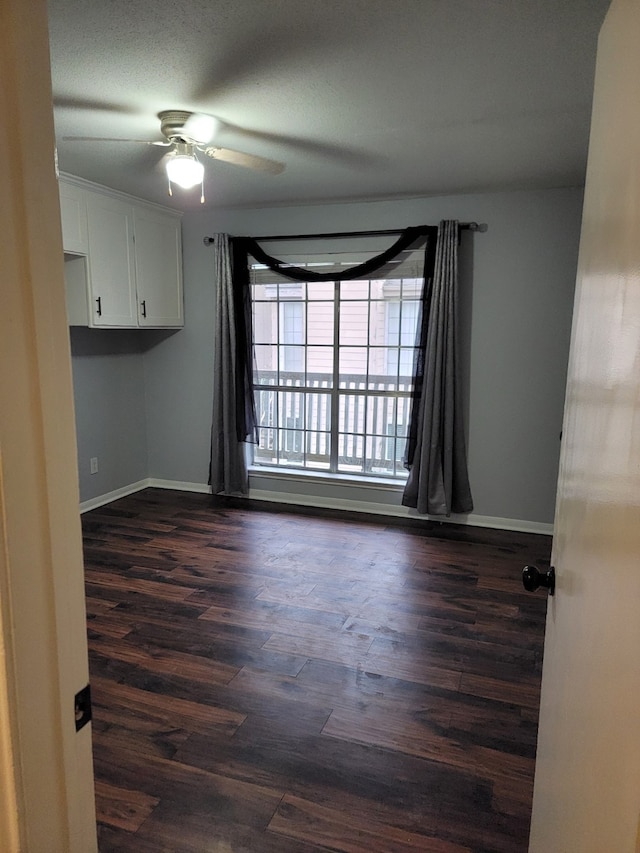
82 488 551 853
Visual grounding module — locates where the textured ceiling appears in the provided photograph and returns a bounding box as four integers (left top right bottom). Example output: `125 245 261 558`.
48 0 610 211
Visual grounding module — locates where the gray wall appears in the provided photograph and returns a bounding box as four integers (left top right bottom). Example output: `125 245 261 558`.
140 186 582 526
70 329 149 502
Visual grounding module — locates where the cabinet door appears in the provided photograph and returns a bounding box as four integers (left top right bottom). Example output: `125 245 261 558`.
134 207 184 328
86 195 137 327
59 181 88 254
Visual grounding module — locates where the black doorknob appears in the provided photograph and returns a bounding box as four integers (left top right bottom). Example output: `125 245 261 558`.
522 565 555 595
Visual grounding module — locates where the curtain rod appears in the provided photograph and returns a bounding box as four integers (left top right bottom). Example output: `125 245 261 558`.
203 222 486 246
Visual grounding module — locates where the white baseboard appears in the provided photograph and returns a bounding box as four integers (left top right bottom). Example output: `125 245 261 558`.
79 479 150 514
459 515 552 535
80 477 553 535
247 487 553 535
79 478 212 513
147 478 213 494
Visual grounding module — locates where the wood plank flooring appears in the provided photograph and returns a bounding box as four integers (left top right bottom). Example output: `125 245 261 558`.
82 488 551 853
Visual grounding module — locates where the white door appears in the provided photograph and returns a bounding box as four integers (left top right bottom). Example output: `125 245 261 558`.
0 0 97 849
529 1 640 850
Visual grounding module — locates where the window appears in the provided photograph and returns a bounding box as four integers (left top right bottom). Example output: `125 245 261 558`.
251 250 423 479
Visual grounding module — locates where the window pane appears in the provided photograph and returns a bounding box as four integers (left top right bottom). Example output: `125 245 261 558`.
307 302 334 344
279 430 305 465
364 434 407 477
400 279 422 299
280 345 305 373
339 300 369 344
251 282 269 301
276 363 305 388
365 434 390 475
254 388 276 427
386 301 401 346
339 393 365 434
395 397 412 436
398 347 415 380
369 280 386 301
304 392 331 434
281 301 305 338
256 427 276 452
339 347 367 384
338 432 364 473
365 299 382 347
254 344 278 375
306 347 333 384
279 301 305 376
278 283 303 301
252 300 276 345
400 300 420 345
366 395 397 436
305 431 331 469
278 390 304 426
340 280 369 299
307 282 335 300
368 347 398 384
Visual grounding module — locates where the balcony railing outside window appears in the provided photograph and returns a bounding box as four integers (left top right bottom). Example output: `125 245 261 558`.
253 370 413 478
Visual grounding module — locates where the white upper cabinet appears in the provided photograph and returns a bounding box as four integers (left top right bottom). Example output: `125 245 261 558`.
134 206 184 328
59 176 184 329
85 192 137 327
59 180 88 254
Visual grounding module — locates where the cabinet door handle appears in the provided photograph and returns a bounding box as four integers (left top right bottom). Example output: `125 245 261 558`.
95 296 102 317
140 299 147 318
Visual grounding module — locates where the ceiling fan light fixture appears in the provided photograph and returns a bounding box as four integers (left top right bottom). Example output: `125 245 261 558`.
166 154 204 189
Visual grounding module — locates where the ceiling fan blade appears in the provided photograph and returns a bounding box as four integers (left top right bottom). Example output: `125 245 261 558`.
62 136 171 146
203 146 285 175
181 113 220 145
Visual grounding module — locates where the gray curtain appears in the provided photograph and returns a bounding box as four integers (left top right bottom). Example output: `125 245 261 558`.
210 233 249 495
402 220 473 516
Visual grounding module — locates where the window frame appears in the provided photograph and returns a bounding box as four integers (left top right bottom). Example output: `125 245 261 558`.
250 251 423 480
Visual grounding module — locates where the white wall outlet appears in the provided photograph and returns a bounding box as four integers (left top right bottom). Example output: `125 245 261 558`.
90 457 98 474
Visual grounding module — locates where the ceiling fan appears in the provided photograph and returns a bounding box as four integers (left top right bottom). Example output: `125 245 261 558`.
62 110 285 201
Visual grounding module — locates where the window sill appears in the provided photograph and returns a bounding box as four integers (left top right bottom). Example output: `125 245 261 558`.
248 465 407 493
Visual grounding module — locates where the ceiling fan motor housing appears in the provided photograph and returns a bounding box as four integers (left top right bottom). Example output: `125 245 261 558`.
158 110 196 143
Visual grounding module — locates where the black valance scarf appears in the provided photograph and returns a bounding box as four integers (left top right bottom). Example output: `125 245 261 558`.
231 225 436 283
228 225 438 448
